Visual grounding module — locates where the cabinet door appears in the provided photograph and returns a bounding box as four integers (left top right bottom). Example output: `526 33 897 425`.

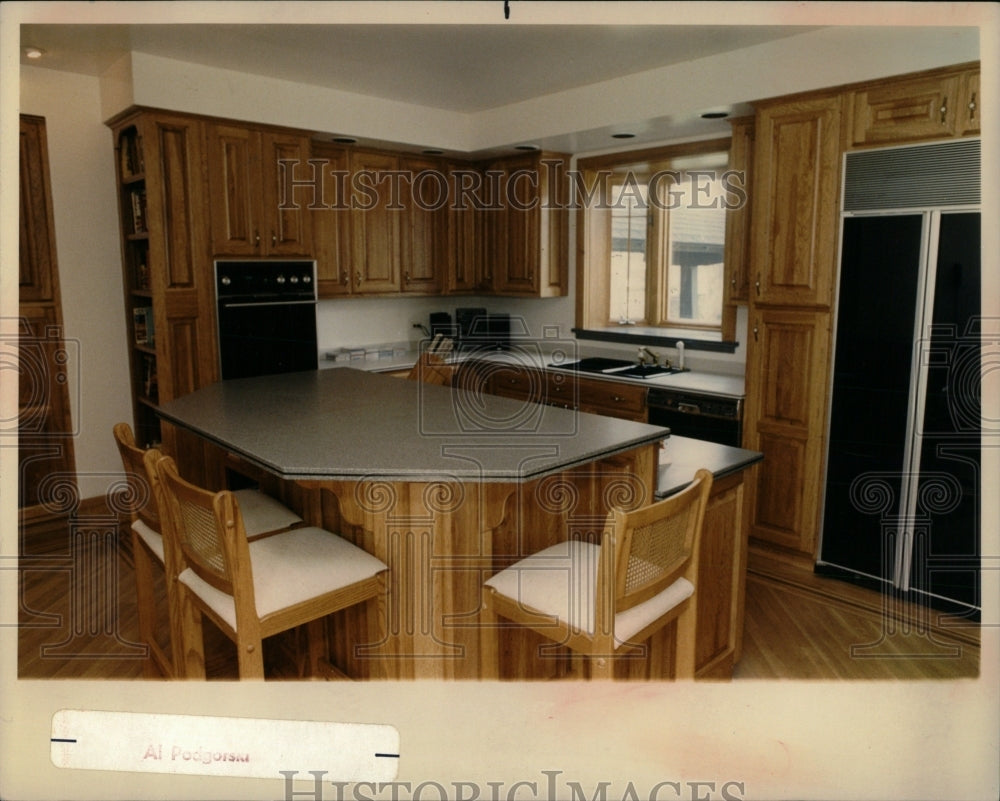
18 116 57 303
493 156 540 294
260 131 314 256
445 162 484 293
743 308 831 557
957 69 980 136
849 73 961 146
350 151 400 293
311 143 352 296
751 95 840 308
206 122 260 256
723 116 753 306
143 113 217 402
399 157 443 293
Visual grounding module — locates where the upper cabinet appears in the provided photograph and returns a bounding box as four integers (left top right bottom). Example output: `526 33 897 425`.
399 156 445 294
349 149 401 294
750 93 841 308
484 152 569 298
846 63 980 147
206 122 313 257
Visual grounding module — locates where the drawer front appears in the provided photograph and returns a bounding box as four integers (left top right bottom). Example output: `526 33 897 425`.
488 365 547 403
577 377 647 418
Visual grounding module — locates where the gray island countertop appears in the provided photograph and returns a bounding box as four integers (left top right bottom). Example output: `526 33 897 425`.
157 367 672 483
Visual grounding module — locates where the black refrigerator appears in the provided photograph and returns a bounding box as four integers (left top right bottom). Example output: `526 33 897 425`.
818 139 981 618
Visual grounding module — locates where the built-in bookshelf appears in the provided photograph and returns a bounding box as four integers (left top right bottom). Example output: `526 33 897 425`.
115 123 160 447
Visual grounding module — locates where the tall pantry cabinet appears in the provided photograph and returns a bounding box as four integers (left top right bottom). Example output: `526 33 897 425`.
742 92 842 562
109 109 218 461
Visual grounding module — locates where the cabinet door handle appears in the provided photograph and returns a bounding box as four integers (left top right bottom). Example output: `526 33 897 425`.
254 229 261 247
753 321 759 342
355 271 362 287
968 92 977 122
755 276 761 296
272 231 277 247
340 270 349 286
940 97 948 124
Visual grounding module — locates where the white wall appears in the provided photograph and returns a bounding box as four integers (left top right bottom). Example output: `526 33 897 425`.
19 65 132 499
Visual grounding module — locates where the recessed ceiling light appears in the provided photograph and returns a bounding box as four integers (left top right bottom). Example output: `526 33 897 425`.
422 149 444 156
23 47 45 59
611 133 636 139
515 144 540 151
701 111 729 120
331 136 357 145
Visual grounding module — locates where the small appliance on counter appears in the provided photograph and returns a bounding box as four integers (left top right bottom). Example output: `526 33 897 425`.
429 311 456 338
455 307 510 351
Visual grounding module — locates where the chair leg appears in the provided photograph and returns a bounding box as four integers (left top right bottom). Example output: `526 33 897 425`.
235 634 266 679
673 604 698 680
176 585 207 679
132 539 162 678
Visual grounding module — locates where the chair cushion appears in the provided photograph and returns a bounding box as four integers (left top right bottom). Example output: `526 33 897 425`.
132 520 165 563
232 489 303 537
178 527 387 631
484 540 693 649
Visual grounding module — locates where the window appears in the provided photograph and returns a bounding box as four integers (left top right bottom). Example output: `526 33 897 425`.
576 139 739 349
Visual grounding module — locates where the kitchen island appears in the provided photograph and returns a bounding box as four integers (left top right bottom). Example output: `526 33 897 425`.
158 367 759 679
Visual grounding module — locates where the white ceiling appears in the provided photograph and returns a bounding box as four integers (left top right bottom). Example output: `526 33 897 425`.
19 23 815 114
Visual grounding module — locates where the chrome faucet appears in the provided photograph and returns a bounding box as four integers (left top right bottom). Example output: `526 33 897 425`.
637 347 659 366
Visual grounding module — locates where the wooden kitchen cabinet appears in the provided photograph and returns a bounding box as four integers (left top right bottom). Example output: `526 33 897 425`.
750 93 841 308
311 142 352 296
743 308 831 559
445 160 486 294
349 150 401 294
847 63 980 147
721 115 754 341
109 109 218 451
484 152 569 297
576 375 647 421
17 115 76 510
481 362 648 423
206 122 313 257
399 156 444 294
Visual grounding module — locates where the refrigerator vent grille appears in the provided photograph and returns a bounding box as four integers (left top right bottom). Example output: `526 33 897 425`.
843 139 980 211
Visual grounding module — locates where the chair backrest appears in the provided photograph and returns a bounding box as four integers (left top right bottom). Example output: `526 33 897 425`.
112 422 161 532
609 468 713 612
154 453 250 599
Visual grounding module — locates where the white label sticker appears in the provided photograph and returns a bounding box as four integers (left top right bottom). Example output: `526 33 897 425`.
50 709 399 782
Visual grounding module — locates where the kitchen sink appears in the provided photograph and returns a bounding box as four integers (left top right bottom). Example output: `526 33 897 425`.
548 358 686 379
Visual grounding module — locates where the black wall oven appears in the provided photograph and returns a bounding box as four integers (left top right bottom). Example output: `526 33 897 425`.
215 260 319 380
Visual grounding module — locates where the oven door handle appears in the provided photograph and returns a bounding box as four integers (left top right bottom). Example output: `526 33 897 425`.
676 402 701 415
220 300 318 309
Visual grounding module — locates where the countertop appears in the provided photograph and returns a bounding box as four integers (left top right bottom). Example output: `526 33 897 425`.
321 346 746 399
157 367 671 483
656 435 763 498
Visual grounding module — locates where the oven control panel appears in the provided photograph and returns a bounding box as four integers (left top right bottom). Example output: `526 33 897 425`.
215 260 317 301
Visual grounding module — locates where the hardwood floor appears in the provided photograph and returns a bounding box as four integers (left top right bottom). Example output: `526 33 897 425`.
15 523 980 681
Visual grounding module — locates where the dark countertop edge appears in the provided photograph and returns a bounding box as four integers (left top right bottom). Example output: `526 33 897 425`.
159 407 669 484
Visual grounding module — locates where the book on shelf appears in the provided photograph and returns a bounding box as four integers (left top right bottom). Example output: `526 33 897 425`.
130 188 147 234
133 306 155 347
141 354 159 403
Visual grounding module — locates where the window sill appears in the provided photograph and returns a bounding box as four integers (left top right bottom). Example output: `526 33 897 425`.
572 326 739 353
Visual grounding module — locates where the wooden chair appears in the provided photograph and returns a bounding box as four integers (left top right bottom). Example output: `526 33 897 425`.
113 422 305 677
153 453 388 680
482 468 713 680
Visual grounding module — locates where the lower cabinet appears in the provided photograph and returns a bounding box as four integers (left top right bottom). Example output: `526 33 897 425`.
743 308 832 560
479 362 648 423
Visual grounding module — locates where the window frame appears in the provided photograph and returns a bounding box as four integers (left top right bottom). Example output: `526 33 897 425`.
575 137 740 353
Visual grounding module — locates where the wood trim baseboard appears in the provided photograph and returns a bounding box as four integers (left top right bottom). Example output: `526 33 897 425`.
19 493 133 564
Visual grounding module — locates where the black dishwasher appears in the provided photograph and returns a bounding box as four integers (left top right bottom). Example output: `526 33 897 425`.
647 387 743 446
